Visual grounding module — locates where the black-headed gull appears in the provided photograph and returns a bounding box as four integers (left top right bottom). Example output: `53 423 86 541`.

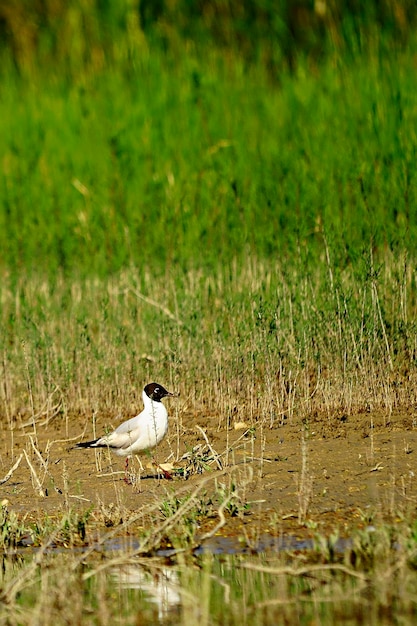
76 382 177 479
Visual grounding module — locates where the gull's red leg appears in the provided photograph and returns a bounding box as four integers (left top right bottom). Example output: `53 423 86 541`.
124 457 131 484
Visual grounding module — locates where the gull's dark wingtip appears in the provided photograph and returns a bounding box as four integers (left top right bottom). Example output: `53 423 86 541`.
74 439 99 449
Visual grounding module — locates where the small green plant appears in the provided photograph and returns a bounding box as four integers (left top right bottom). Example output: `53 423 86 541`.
59 508 92 545
159 491 215 523
405 520 417 570
30 508 93 547
0 501 29 549
347 524 394 571
159 494 190 520
178 444 216 476
313 529 341 564
156 491 216 549
216 482 250 518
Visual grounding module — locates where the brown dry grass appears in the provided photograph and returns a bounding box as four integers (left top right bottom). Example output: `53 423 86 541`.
1 252 417 429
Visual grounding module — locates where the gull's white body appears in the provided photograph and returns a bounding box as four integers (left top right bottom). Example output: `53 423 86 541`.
76 383 175 460
97 388 169 457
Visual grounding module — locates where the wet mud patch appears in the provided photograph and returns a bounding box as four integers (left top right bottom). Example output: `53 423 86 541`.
1 407 417 545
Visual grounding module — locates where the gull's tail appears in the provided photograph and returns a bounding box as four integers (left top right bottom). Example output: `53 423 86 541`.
75 439 101 449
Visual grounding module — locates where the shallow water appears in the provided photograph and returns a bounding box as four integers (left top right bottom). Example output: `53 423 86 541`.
17 531 350 557
2 534 416 626
111 563 182 621
100 532 322 556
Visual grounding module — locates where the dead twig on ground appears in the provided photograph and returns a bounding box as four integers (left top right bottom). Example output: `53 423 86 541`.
0 454 23 485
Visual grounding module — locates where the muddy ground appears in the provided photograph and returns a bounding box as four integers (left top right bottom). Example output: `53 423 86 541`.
1 406 417 543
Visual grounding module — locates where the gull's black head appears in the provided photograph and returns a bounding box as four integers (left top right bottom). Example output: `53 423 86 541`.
144 382 177 402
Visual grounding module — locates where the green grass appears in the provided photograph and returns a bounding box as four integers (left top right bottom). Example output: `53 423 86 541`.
1 42 417 277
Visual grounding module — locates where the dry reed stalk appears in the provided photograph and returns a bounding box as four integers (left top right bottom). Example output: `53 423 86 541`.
195 425 223 470
28 435 48 471
241 561 368 581
297 433 313 524
62 461 69 509
20 386 63 428
198 492 235 541
23 449 45 497
28 435 64 495
0 453 23 485
128 287 184 325
2 353 13 429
